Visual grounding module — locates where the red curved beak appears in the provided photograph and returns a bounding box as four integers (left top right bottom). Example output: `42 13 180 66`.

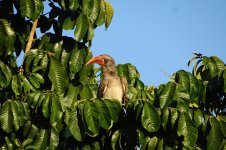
86 55 105 66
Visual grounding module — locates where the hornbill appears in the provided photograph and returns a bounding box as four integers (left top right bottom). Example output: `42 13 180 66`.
86 54 128 105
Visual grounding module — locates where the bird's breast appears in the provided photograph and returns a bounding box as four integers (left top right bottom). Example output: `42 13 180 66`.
102 78 123 103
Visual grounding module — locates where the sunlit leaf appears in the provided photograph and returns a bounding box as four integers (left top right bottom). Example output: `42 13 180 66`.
105 1 114 29
0 101 13 133
74 14 88 41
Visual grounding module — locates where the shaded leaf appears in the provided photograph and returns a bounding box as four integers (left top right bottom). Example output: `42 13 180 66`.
141 101 161 133
48 56 69 94
177 112 198 148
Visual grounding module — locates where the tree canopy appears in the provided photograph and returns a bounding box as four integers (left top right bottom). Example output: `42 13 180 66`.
0 0 225 149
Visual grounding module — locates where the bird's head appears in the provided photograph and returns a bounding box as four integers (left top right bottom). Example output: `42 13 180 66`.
86 54 115 67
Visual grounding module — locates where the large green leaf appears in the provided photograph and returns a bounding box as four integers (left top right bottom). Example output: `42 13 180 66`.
20 0 35 19
84 100 100 136
0 101 13 133
141 101 161 133
0 19 16 56
95 99 113 130
42 94 50 118
74 14 88 41
95 0 105 26
0 61 12 87
104 1 114 29
68 106 86 142
48 56 69 94
33 0 44 20
49 127 59 149
31 129 48 149
194 109 203 127
12 75 22 96
50 94 62 123
10 101 20 131
177 112 198 148
69 48 85 79
88 0 100 23
104 99 122 123
207 117 224 150
202 56 218 78
159 82 176 109
61 84 82 111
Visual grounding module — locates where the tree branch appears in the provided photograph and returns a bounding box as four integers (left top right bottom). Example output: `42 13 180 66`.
25 19 38 54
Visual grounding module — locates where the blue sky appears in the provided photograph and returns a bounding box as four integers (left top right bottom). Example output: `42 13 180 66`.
89 0 226 86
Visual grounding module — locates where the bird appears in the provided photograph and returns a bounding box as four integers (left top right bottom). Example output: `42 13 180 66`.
86 54 128 105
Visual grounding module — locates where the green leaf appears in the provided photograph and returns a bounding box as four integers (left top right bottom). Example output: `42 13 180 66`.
48 56 69 94
159 82 176 109
207 118 224 150
84 100 100 136
74 14 88 41
95 0 105 26
68 106 85 142
104 1 114 29
162 108 169 131
88 0 100 23
0 61 12 87
147 136 158 150
177 112 198 148
111 130 120 150
0 101 13 133
42 94 50 118
69 0 79 11
12 75 22 95
29 75 40 88
63 17 76 30
203 56 218 78
194 109 203 127
141 101 161 133
210 56 225 72
80 84 93 99
33 0 44 20
50 94 62 123
104 99 122 123
32 73 44 84
49 127 59 149
95 99 113 130
27 124 38 139
20 0 35 19
69 48 85 79
223 70 226 93
11 101 20 131
32 129 48 149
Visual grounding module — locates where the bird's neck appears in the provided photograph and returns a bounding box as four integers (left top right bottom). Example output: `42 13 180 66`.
102 65 117 77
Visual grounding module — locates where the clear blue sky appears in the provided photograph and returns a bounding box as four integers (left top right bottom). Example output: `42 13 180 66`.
89 0 226 86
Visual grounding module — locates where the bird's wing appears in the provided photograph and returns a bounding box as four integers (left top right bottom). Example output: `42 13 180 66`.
97 79 108 98
120 77 128 105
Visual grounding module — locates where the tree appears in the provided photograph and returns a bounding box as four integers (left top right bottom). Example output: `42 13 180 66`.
0 0 225 149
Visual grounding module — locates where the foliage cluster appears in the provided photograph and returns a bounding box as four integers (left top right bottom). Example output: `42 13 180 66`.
0 0 225 149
